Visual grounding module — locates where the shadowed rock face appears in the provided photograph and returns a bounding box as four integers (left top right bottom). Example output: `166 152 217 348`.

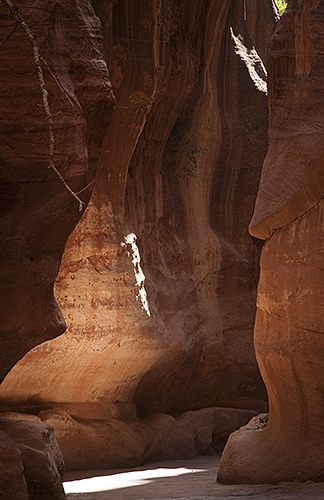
219 0 324 484
0 0 114 383
0 419 65 500
0 0 275 427
249 0 324 240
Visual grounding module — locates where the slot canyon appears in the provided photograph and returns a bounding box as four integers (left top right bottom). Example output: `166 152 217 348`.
0 0 323 498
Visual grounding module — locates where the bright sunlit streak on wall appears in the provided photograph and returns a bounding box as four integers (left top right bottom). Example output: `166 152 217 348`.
230 27 267 94
121 233 151 317
63 467 205 494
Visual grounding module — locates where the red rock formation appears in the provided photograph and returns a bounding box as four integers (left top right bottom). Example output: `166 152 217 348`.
0 1 274 426
0 0 278 477
219 0 324 484
0 0 114 383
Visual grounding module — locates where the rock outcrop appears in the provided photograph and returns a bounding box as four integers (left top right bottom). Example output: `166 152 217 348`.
0 430 29 500
219 0 324 484
0 0 278 486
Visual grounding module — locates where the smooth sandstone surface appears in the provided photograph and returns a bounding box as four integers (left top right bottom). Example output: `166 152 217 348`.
220 0 324 484
219 200 324 484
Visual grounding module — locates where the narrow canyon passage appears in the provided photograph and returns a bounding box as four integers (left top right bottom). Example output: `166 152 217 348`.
3 0 324 497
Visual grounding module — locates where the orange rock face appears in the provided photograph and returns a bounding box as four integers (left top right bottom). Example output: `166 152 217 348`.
219 0 324 484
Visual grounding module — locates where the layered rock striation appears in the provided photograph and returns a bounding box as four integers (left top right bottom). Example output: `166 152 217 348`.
0 0 114 496
0 0 274 423
0 0 114 384
0 0 277 480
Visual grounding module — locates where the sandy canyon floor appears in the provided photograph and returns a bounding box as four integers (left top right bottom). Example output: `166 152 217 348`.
63 455 324 499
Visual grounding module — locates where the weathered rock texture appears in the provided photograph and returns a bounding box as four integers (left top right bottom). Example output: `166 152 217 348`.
219 0 324 484
0 0 275 430
0 0 279 480
0 407 256 471
0 0 114 383
0 418 65 500
0 430 29 500
0 0 114 496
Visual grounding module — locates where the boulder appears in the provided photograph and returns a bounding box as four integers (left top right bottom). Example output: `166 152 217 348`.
177 407 258 454
38 405 256 470
38 406 152 471
0 430 28 500
0 419 65 499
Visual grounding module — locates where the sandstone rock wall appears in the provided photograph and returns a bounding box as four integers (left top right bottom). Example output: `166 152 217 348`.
0 1 114 496
0 0 114 383
219 0 324 484
0 1 275 424
0 0 279 481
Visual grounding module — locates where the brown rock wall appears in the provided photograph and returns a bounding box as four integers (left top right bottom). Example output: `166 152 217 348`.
250 0 324 239
0 2 114 495
0 1 275 423
0 0 114 383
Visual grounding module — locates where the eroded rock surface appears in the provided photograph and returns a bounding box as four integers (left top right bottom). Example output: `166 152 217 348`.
1 407 256 471
0 419 65 500
0 0 114 384
0 0 114 496
0 0 280 482
0 1 275 431
219 0 324 484
249 0 324 239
